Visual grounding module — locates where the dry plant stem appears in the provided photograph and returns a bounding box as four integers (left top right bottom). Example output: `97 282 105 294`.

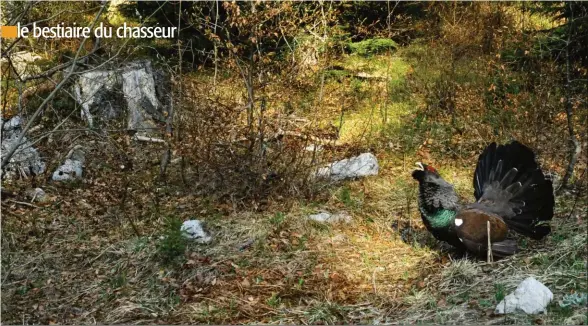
559 2 581 193
119 178 140 237
487 221 493 263
7 199 39 209
159 0 181 180
0 3 106 171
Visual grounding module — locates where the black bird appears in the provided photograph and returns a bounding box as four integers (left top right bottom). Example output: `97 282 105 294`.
411 141 554 257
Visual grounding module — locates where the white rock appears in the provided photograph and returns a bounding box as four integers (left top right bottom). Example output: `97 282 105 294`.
122 61 165 132
73 60 169 134
3 115 22 132
1 133 46 180
66 145 85 164
74 70 120 127
52 159 83 181
181 220 212 244
316 152 379 181
495 277 553 314
308 211 352 224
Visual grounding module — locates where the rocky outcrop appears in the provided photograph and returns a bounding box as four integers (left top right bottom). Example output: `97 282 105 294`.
73 60 170 135
1 115 46 180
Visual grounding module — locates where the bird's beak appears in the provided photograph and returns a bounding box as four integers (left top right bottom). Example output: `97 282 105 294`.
415 162 424 171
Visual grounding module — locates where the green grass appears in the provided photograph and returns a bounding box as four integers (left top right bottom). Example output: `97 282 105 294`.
494 283 506 302
328 54 414 145
348 38 398 56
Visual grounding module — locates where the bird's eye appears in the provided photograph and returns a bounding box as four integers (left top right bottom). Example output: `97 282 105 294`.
426 166 437 173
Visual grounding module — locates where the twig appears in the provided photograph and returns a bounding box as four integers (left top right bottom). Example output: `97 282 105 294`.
133 135 166 144
84 245 114 267
119 178 141 237
487 221 493 263
372 267 385 295
7 199 39 208
565 167 585 220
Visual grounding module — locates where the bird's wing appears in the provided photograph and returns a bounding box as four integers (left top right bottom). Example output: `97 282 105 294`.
454 209 508 255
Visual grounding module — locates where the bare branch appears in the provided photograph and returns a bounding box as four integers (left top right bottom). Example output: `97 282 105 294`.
1 3 107 171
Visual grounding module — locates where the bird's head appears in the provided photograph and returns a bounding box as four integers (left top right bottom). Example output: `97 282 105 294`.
411 162 441 183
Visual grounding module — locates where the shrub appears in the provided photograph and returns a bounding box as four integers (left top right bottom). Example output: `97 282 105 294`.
156 217 188 265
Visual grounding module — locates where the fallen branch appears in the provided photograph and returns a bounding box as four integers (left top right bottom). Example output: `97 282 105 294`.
8 199 39 209
133 135 167 144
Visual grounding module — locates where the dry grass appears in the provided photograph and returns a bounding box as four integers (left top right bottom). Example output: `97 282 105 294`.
2 140 585 325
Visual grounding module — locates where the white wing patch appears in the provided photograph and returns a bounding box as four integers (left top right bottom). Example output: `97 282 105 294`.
455 218 463 227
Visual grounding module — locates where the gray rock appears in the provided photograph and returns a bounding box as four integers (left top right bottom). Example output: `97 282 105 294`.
74 70 122 127
122 61 167 132
25 188 48 203
1 133 46 180
181 220 212 244
3 115 22 133
52 159 83 181
308 211 352 224
52 145 86 182
495 277 553 314
316 152 379 181
73 60 169 134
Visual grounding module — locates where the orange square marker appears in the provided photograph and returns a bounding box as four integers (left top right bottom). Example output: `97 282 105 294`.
1 26 18 38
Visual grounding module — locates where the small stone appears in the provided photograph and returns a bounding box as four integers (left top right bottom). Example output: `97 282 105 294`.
66 145 85 164
181 220 212 244
25 188 48 203
1 133 46 180
52 159 83 181
308 211 352 224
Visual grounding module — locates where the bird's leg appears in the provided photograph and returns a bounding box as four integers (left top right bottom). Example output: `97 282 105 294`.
487 221 493 263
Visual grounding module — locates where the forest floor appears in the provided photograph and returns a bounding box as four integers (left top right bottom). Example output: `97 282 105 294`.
2 43 586 325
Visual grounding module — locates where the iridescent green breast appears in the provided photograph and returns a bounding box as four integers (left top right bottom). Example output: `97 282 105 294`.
422 208 457 229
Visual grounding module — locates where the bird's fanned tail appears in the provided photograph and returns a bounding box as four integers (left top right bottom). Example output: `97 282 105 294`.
472 141 554 239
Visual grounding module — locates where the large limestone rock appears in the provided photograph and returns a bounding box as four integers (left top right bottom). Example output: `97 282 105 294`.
495 277 553 314
73 60 169 134
74 70 122 127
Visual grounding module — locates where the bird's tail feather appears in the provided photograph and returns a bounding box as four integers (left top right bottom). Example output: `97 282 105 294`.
473 141 554 239
491 239 519 257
